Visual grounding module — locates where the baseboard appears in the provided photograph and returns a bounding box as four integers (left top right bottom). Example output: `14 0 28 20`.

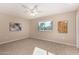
30 37 76 47
0 36 76 47
0 36 29 45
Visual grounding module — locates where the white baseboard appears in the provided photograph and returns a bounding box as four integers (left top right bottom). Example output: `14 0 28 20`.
0 36 29 45
0 36 76 47
30 37 76 47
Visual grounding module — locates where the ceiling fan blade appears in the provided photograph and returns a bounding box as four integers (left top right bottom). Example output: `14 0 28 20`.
18 4 42 16
34 5 38 9
20 3 31 11
32 5 38 10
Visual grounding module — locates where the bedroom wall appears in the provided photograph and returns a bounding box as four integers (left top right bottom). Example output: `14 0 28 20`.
0 14 29 44
29 11 77 46
76 9 79 48
0 11 77 46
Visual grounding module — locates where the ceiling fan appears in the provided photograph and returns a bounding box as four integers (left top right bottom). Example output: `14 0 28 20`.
20 4 40 16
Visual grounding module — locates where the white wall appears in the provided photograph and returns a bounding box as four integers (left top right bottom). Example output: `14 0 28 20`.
0 14 29 44
0 11 77 47
76 9 79 48
29 11 77 46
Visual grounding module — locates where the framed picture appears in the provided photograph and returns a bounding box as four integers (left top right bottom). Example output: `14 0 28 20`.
38 21 53 31
9 22 22 31
58 20 68 33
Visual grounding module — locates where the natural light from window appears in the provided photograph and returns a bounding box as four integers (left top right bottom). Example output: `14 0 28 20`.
33 47 55 55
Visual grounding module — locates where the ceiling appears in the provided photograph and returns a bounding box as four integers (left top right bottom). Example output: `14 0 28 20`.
0 3 79 19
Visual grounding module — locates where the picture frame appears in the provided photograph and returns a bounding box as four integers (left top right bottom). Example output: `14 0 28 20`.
38 21 53 31
58 20 68 33
9 22 22 31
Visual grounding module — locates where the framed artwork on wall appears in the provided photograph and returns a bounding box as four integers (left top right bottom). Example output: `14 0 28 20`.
9 22 22 31
38 21 53 31
58 20 68 33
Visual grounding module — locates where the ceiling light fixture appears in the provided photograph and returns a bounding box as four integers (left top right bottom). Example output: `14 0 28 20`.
21 4 38 16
